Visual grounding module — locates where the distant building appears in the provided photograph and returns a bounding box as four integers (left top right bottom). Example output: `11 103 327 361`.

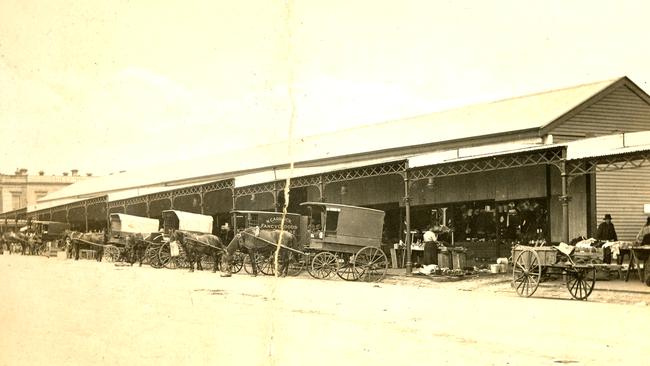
0 169 92 213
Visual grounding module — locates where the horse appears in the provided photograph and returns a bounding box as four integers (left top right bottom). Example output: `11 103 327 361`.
13 232 34 255
63 231 106 261
222 226 300 277
0 232 16 254
124 233 149 266
169 230 225 273
1 232 16 254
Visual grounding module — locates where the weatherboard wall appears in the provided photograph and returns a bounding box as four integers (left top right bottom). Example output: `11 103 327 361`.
550 85 650 143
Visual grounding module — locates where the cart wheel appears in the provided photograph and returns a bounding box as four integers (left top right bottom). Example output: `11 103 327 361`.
258 253 275 276
158 243 180 269
336 254 362 281
512 248 541 297
147 245 163 268
354 246 388 282
286 252 306 276
230 251 245 274
243 254 253 274
272 251 305 276
566 267 596 300
304 253 318 278
310 252 338 279
244 252 269 275
200 255 214 271
103 245 119 263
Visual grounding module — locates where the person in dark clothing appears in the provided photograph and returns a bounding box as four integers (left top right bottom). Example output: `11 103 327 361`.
596 214 617 241
596 214 617 264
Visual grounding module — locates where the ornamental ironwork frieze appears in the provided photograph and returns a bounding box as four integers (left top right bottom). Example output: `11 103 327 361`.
567 150 650 175
410 148 563 181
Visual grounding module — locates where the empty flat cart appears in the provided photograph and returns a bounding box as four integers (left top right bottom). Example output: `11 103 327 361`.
512 245 601 300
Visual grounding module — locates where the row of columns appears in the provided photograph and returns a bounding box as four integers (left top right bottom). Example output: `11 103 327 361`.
15 155 578 275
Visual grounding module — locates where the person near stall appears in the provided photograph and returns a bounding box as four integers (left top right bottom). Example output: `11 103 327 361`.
423 226 438 265
596 214 617 264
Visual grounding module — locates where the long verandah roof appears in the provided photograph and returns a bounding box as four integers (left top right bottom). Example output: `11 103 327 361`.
35 77 634 207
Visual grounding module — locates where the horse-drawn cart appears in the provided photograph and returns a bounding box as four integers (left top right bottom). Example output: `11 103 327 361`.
30 221 70 256
230 210 308 276
512 245 600 300
106 214 160 263
300 202 389 282
157 210 214 269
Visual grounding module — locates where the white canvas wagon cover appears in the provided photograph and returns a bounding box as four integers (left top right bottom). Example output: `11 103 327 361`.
110 213 160 234
162 210 213 234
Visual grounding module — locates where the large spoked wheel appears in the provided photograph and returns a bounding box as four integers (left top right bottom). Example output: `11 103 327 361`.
158 243 187 269
286 252 306 276
304 253 317 278
258 253 275 276
512 248 542 297
230 251 245 274
336 254 362 281
147 245 163 268
243 252 267 275
272 251 305 276
310 252 338 279
566 267 596 300
158 243 176 269
354 246 389 282
103 245 120 263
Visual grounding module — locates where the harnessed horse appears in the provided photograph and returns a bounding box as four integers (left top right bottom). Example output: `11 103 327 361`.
169 230 225 272
63 231 107 261
222 226 300 277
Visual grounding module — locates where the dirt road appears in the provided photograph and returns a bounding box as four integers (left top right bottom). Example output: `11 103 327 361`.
1 255 647 365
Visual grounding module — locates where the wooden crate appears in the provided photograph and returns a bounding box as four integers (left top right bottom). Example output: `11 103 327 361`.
79 249 96 260
438 252 452 269
512 245 557 266
452 251 467 270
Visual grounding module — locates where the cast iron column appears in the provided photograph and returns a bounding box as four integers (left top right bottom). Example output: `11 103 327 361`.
199 186 205 215
319 175 325 202
84 202 88 232
560 156 571 244
231 189 237 230
403 169 412 275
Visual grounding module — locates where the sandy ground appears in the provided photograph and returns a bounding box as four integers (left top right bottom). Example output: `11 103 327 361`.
1 255 648 366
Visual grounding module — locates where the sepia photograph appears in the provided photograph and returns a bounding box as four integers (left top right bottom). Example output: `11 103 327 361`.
1 1 650 365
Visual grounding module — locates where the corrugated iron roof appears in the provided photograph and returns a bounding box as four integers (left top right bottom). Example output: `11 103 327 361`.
566 131 650 160
39 77 624 202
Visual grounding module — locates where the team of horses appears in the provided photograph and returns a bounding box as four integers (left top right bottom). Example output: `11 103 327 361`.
1 231 44 255
4 225 301 278
168 226 301 277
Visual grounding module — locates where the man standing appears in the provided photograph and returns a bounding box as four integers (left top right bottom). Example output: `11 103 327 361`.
596 214 617 241
596 214 617 264
423 226 438 265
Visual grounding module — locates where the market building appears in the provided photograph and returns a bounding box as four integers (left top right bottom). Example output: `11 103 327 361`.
2 76 650 269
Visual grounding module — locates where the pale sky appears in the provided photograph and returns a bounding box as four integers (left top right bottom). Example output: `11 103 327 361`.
1 0 649 176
